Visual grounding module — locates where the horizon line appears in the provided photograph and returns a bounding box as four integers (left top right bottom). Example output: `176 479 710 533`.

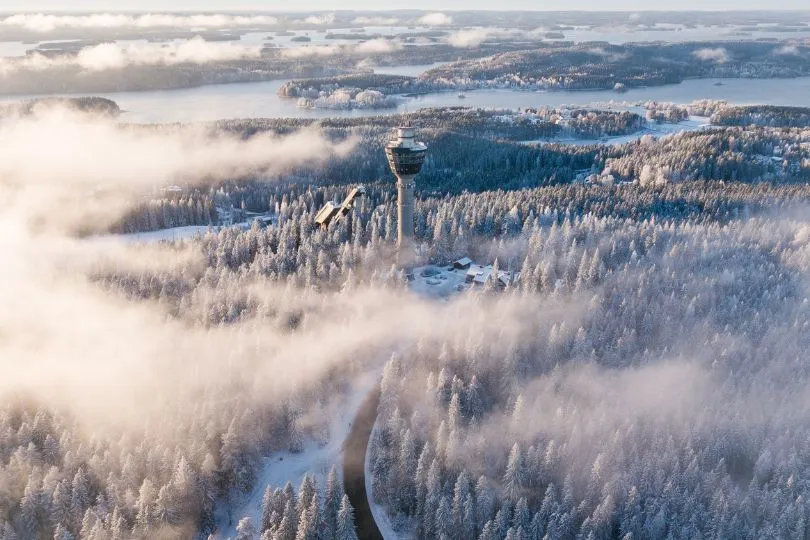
2 9 810 14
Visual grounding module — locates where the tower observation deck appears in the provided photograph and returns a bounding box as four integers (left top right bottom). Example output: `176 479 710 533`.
385 124 427 257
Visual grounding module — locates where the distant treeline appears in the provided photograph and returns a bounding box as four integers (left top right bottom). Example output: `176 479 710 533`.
277 74 417 97
0 96 120 117
424 40 810 91
711 105 810 128
107 109 810 235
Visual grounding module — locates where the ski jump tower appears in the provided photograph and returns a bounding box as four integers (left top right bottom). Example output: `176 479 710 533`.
385 123 427 265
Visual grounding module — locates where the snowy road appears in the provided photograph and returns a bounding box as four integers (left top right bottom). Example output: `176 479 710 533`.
343 388 384 540
215 373 378 538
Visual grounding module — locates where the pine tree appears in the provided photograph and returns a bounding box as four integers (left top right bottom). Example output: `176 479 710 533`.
398 429 417 513
495 504 512 539
452 471 472 534
448 393 462 434
236 516 257 540
261 486 275 533
50 481 71 530
70 468 92 527
18 475 41 538
485 259 501 292
336 495 358 540
415 444 432 537
467 376 485 421
478 520 497 540
53 523 74 540
435 496 453 540
275 500 297 540
296 475 316 520
529 512 544 540
461 494 476 540
513 498 531 532
324 466 341 537
283 482 297 511
135 478 156 534
475 476 496 532
503 443 526 502
155 484 178 525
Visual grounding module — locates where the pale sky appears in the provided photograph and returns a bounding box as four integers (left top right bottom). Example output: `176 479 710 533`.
2 1 809 11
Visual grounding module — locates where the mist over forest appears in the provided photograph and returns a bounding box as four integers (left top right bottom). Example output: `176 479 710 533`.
2 7 810 540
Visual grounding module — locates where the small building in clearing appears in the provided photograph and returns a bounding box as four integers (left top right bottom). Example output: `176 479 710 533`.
465 264 518 288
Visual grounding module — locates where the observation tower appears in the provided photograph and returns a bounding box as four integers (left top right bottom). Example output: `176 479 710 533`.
385 123 427 258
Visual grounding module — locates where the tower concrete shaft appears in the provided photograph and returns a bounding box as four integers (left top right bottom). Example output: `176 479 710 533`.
397 174 416 248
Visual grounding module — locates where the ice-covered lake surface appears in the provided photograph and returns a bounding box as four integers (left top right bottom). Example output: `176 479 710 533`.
4 76 808 124
547 23 810 43
3 21 810 58
0 25 438 60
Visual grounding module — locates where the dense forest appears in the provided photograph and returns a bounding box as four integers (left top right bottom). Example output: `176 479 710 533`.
369 198 810 538
712 106 810 128
277 75 415 98
423 41 810 91
7 177 810 539
0 97 120 118
109 110 810 234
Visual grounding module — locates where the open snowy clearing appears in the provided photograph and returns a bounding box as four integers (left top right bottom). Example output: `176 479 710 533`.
521 116 711 147
410 265 470 298
112 225 215 243
99 220 264 244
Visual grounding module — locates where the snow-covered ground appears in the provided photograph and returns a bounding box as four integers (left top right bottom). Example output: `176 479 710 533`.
575 116 711 146
212 267 474 539
215 371 379 539
99 219 267 244
409 265 470 298
522 116 711 147
112 225 215 243
410 263 518 297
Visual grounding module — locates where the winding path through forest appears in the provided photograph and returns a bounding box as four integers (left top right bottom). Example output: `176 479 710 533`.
343 387 383 540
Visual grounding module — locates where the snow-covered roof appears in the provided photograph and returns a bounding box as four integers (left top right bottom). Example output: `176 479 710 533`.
314 201 339 225
466 264 517 287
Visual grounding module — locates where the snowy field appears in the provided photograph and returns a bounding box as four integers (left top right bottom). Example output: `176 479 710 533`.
112 225 214 243
409 265 470 298
522 116 711 147
98 221 260 244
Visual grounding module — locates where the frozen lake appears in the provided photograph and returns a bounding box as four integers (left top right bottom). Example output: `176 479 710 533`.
4 76 806 124
548 23 810 44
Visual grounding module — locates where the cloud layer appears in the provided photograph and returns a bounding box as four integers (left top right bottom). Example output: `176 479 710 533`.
692 47 730 63
0 104 368 432
352 16 400 26
0 13 279 32
0 107 356 231
418 13 453 26
279 38 403 59
0 37 262 73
